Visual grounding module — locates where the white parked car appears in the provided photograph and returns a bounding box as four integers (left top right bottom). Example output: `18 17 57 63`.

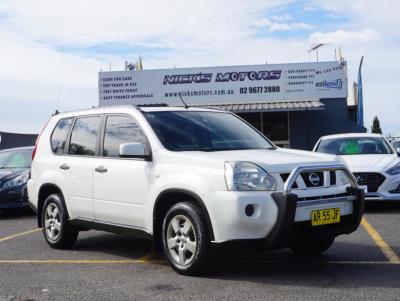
314 133 400 201
28 106 364 275
391 139 400 152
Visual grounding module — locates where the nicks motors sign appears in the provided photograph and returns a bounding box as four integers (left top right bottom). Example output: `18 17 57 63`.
162 70 282 85
98 61 347 106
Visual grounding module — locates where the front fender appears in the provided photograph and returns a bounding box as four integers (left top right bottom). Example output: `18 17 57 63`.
145 170 225 234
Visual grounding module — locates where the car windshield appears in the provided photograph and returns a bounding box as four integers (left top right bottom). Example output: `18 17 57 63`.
144 111 274 152
316 137 393 155
0 149 33 168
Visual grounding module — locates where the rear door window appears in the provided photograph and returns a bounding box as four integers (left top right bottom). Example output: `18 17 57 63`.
51 118 73 154
103 115 147 157
69 116 101 156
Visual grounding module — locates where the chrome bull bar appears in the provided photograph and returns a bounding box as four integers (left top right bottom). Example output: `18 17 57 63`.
283 163 359 195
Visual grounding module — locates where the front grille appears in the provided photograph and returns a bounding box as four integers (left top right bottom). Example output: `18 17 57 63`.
330 171 336 185
281 171 336 188
297 192 352 202
280 173 298 188
353 172 385 192
301 172 324 187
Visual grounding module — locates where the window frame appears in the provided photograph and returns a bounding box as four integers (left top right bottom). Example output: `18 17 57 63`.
99 113 152 161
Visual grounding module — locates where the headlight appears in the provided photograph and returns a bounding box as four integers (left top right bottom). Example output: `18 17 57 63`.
386 163 400 175
2 173 29 189
225 161 277 191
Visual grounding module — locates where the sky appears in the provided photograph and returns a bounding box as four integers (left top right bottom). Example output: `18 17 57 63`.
0 0 399 135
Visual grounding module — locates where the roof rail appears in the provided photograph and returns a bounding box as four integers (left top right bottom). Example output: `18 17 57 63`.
136 103 169 107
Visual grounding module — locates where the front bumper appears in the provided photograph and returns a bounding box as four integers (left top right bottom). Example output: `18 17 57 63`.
264 187 364 249
356 172 400 201
364 191 400 201
213 187 365 250
0 184 30 209
211 163 364 250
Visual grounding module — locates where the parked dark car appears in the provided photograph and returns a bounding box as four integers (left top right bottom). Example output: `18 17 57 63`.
0 146 33 210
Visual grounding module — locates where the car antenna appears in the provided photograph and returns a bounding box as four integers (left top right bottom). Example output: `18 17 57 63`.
178 93 189 109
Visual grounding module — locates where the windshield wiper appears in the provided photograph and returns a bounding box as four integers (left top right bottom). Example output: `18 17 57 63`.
198 147 275 152
198 147 234 152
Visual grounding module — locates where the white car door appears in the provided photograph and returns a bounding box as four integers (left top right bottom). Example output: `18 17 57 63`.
92 114 151 229
60 115 102 220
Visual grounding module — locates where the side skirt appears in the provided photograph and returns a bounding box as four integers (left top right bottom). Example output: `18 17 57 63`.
69 218 153 240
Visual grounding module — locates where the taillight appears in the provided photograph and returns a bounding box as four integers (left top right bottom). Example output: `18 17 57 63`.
32 118 51 161
32 144 37 161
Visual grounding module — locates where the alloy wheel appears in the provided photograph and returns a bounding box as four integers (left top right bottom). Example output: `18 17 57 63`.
44 203 61 241
166 215 197 266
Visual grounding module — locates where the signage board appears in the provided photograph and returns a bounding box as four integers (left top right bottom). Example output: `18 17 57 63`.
99 61 348 106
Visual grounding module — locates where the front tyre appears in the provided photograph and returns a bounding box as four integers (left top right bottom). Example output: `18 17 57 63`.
290 237 335 256
162 202 211 276
42 193 78 249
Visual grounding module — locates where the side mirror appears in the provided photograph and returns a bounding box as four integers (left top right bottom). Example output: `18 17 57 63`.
396 148 400 156
119 143 150 160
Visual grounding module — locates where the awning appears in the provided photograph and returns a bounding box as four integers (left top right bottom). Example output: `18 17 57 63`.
192 100 325 113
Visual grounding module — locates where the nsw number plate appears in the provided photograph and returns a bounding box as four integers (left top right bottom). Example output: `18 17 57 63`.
311 208 340 226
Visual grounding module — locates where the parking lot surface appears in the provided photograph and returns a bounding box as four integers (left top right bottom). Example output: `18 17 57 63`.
0 204 399 301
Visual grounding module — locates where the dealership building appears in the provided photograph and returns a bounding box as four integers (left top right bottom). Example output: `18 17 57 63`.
98 60 365 150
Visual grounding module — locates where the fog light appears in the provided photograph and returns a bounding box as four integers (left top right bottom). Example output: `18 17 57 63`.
245 204 255 217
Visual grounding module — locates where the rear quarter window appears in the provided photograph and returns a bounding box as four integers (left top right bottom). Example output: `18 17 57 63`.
51 118 73 154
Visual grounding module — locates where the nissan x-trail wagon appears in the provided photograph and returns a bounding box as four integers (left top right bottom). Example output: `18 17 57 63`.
28 106 364 275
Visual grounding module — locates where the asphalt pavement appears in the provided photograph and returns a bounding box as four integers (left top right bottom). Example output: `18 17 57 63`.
0 203 399 301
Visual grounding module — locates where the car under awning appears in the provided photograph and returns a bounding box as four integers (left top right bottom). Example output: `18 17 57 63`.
192 100 325 113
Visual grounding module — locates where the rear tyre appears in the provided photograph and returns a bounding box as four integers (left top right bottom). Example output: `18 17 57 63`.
162 202 212 276
42 193 78 249
290 237 335 256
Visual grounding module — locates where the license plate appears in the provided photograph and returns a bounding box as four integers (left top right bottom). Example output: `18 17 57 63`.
311 208 341 226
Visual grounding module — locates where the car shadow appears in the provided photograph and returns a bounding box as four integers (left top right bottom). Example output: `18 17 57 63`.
68 234 400 290
209 260 400 289
72 232 154 259
365 201 400 213
207 241 400 288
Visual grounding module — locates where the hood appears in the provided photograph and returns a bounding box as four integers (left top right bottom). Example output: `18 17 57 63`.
339 154 400 172
173 148 339 173
0 168 29 183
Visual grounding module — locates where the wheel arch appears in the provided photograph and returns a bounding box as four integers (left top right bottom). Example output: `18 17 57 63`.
37 183 68 228
152 189 215 251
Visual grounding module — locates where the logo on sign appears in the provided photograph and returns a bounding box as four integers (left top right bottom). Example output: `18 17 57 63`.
308 173 321 186
163 70 282 85
315 79 343 89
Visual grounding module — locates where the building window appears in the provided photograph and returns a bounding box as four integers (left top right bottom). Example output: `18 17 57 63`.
236 113 261 132
262 112 289 147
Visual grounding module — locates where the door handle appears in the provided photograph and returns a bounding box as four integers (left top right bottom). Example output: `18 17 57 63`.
95 166 108 173
60 163 70 170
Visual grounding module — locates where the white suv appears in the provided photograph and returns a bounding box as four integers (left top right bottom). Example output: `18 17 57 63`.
28 106 364 275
